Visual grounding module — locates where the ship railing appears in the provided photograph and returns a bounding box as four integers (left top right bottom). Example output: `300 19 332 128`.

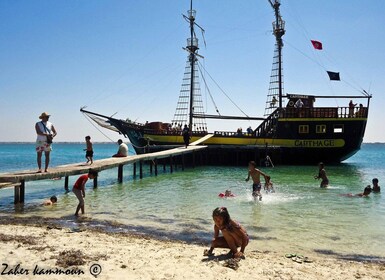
254 108 280 138
123 120 145 127
213 131 255 137
143 129 208 136
280 107 368 119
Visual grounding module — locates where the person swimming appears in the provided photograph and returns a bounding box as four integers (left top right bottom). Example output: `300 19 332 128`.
340 185 372 197
43 195 57 206
218 190 235 198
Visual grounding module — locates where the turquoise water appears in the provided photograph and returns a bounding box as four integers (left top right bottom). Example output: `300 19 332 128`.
0 143 384 260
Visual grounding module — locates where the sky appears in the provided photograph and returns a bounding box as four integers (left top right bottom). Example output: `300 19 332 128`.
0 0 384 143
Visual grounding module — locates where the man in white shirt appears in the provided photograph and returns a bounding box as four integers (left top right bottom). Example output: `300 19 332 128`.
35 112 57 172
112 139 128 157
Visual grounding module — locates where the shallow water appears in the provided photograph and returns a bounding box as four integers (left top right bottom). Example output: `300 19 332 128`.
0 143 384 260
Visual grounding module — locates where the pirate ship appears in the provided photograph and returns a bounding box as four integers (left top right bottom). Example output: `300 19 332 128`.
81 0 371 165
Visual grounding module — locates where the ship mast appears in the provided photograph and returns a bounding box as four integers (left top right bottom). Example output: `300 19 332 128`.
172 0 206 132
187 0 197 131
268 0 285 108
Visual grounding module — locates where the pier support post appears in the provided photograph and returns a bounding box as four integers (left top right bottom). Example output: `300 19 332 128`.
150 161 153 174
182 154 185 171
64 176 69 192
163 162 166 172
140 161 143 179
192 151 196 168
154 159 158 176
20 180 25 203
118 164 124 183
133 163 137 178
14 180 25 204
14 185 20 204
93 176 98 188
169 156 173 173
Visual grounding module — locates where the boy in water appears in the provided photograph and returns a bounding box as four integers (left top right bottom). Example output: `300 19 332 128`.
84 136 93 164
372 178 380 193
245 161 268 201
204 207 249 259
72 169 98 216
43 196 57 206
314 162 329 188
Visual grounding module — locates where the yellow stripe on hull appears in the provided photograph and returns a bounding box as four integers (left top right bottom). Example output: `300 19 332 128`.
144 134 345 148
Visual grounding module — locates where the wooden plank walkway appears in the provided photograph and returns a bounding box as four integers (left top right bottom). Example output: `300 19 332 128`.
0 145 207 185
190 134 214 146
0 136 212 204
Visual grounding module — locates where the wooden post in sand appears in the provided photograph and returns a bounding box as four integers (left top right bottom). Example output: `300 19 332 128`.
169 156 173 173
139 161 143 179
150 161 153 174
118 164 124 183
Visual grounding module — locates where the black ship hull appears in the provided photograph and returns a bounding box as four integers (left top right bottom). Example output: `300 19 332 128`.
81 106 368 165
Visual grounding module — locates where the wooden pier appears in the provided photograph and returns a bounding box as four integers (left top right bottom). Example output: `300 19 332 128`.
0 141 210 204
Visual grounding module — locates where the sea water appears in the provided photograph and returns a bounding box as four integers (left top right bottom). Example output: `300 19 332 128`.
0 143 384 261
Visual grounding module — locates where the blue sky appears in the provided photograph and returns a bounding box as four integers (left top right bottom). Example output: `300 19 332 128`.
0 0 383 142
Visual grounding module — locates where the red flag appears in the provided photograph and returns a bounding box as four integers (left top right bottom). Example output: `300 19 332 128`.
311 40 323 50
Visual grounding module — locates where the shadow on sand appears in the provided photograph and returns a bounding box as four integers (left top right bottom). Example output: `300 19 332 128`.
314 249 385 263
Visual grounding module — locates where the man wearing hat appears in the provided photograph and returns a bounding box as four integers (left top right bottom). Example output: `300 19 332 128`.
35 112 57 172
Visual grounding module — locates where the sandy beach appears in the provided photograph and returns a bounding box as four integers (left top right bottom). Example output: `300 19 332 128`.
0 220 384 280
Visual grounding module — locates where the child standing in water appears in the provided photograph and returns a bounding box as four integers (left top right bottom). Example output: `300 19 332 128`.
245 161 268 201
72 169 98 216
84 136 93 164
204 207 249 259
372 178 380 193
264 176 275 193
314 162 329 188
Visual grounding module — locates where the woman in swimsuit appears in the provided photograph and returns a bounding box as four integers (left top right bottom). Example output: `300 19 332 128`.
204 207 249 259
